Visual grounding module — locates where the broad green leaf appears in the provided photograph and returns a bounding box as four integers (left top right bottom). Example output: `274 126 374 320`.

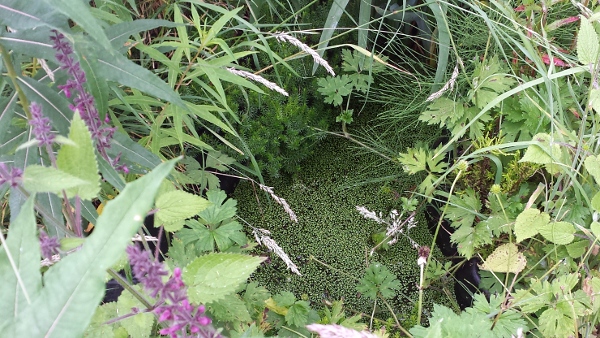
155 190 211 226
97 53 185 108
514 208 550 242
182 253 266 304
42 0 111 50
0 0 68 30
109 132 161 174
479 243 526 274
538 221 575 245
0 29 58 61
592 192 600 212
520 133 562 165
56 113 100 200
22 165 88 194
77 42 109 119
116 286 154 338
0 197 41 327
585 155 600 185
17 76 73 135
1 159 177 337
565 240 588 258
577 17 599 65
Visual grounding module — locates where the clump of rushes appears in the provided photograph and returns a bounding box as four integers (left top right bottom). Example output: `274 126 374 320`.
126 245 219 338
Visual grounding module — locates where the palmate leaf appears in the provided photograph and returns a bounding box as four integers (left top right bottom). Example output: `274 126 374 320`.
199 190 238 225
0 159 176 337
317 76 353 106
469 55 516 109
179 219 246 252
419 97 466 128
182 253 266 304
445 189 481 230
356 262 400 300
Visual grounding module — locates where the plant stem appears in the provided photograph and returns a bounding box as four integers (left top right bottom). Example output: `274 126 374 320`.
107 268 153 309
381 296 413 337
417 262 424 325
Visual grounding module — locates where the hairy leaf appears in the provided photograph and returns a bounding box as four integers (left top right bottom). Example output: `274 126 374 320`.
183 253 266 304
538 221 575 245
514 208 550 243
155 190 211 227
22 165 88 194
577 17 599 65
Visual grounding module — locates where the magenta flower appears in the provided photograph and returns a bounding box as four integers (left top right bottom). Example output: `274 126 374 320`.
126 245 216 337
29 102 55 146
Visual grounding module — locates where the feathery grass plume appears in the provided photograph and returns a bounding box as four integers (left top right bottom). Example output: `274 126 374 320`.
306 324 378 338
259 184 298 222
252 228 301 275
226 67 289 96
274 32 335 76
426 60 461 102
356 206 419 254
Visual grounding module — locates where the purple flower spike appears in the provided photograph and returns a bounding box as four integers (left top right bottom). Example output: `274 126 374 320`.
39 230 61 260
29 102 55 146
50 30 117 160
126 245 217 337
0 163 23 188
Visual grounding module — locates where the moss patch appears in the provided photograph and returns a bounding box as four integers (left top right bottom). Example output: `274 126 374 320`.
234 120 453 321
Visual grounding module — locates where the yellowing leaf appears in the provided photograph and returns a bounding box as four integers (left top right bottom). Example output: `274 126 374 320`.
514 208 550 243
479 243 526 274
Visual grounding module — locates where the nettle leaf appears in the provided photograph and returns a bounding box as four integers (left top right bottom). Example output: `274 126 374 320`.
577 17 599 65
479 243 526 274
584 155 600 185
419 97 466 128
56 113 100 200
356 262 400 300
22 165 88 194
469 55 516 109
514 208 550 243
116 286 154 338
182 253 266 304
317 76 353 106
207 293 252 325
155 190 211 228
538 221 575 245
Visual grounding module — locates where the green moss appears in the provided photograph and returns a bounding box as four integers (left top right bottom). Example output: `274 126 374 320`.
234 115 453 320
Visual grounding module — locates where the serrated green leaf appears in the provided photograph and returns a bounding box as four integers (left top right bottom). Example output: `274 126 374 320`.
155 190 211 225
514 208 550 243
585 155 600 185
538 307 576 338
183 253 266 304
208 293 252 325
317 76 353 106
206 150 236 171
565 240 588 258
84 302 119 338
0 196 41 327
591 221 600 238
479 243 526 274
451 222 492 259
469 55 516 109
397 146 428 174
286 301 310 327
199 190 237 225
577 17 599 65
419 97 465 128
243 282 271 311
56 113 100 200
22 165 89 194
520 133 562 165
538 221 575 245
273 291 296 308
116 286 154 338
446 189 482 230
